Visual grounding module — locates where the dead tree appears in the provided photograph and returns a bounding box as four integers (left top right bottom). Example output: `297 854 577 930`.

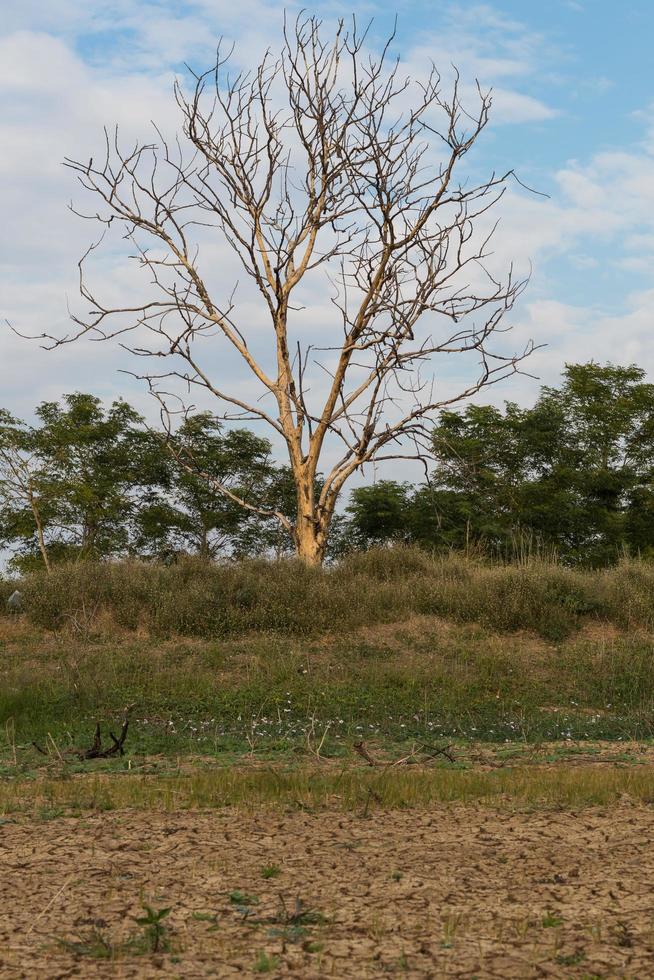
54 15 535 565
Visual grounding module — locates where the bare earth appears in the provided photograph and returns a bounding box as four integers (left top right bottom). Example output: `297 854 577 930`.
1 803 654 978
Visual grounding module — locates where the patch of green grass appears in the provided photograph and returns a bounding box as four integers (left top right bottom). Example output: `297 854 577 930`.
542 911 564 928
556 950 586 966
191 911 218 925
5 549 654 758
253 952 280 973
261 864 281 879
4 611 654 756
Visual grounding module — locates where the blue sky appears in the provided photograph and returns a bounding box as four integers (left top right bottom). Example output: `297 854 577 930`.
1 0 654 453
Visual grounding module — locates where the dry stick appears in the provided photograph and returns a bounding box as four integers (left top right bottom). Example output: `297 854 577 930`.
5 719 17 766
420 742 457 764
353 740 378 767
27 876 74 934
306 718 332 761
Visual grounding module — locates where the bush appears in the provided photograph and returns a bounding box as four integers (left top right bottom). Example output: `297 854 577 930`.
13 546 654 642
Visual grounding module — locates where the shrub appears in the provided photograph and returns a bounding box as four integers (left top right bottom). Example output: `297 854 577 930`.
13 546 654 642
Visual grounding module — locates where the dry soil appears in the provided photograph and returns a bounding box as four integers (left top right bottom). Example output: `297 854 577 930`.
1 802 654 978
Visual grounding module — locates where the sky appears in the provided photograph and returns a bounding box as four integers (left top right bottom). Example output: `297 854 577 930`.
1 0 654 480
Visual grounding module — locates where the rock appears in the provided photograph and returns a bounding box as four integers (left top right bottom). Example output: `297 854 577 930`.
6 590 23 612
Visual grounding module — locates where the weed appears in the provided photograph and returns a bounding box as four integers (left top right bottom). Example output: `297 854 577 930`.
57 928 117 959
56 905 173 961
229 890 259 907
134 903 172 953
261 864 281 879
253 951 280 973
556 950 586 966
542 911 564 928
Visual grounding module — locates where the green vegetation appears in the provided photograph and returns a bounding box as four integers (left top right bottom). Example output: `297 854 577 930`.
350 362 654 564
4 362 654 569
2 547 654 757
0 393 297 571
7 544 654 642
56 900 173 959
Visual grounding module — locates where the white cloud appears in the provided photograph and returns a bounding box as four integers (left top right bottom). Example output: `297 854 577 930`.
1 0 654 488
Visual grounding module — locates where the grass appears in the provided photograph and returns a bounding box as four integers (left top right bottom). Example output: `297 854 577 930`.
3 764 654 814
3 547 654 764
1 608 654 754
7 546 654 642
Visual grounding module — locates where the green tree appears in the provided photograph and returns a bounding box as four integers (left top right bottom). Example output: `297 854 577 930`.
0 410 52 571
0 394 162 570
134 414 281 561
344 481 412 548
429 363 654 564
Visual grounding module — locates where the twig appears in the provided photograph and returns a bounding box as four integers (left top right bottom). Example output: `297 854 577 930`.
27 876 74 934
353 740 378 767
420 742 457 764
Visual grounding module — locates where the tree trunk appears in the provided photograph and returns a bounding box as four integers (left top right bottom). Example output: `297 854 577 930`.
295 520 325 565
294 470 329 566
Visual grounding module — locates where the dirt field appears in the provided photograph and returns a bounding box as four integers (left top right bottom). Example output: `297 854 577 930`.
2 801 654 979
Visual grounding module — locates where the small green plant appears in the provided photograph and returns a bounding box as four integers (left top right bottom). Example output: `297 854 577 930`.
36 806 65 822
191 911 218 930
253 951 280 973
229 889 259 907
541 911 563 928
265 896 326 945
261 864 281 879
390 870 402 881
134 903 172 953
556 950 586 966
56 929 116 959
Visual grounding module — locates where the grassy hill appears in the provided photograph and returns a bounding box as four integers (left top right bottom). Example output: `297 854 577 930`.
2 547 654 760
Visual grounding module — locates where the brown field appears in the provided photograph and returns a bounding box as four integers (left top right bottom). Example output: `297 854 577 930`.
2 791 654 978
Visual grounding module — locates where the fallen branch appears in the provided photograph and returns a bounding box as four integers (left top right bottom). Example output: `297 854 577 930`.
420 742 457 764
78 704 136 759
32 706 136 761
353 740 378 767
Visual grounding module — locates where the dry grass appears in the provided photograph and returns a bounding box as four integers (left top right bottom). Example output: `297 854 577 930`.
7 546 654 643
3 763 654 815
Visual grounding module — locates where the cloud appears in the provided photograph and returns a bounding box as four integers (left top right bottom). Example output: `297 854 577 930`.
0 0 653 487
402 4 559 125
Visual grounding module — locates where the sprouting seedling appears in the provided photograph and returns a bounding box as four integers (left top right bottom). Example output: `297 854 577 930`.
135 903 171 953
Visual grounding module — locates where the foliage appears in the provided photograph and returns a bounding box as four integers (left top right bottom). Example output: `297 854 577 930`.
4 363 654 569
345 363 654 566
0 395 295 569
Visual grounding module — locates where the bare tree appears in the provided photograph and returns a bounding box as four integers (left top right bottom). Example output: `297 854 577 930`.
55 15 534 565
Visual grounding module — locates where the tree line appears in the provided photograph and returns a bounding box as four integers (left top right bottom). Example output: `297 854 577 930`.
2 362 653 571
